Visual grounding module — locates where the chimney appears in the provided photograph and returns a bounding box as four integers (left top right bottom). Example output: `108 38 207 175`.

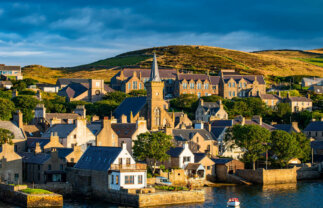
74 105 86 118
219 100 223 109
133 71 137 78
130 111 134 123
291 122 301 133
271 121 277 125
165 126 173 136
34 142 42 154
121 114 127 123
194 122 204 129
36 90 42 101
307 94 311 99
50 148 59 160
206 70 210 76
91 115 100 122
136 117 147 130
200 98 204 106
183 142 189 150
122 142 127 151
278 91 281 98
241 117 245 125
14 110 23 128
50 132 60 144
76 117 85 128
35 104 46 119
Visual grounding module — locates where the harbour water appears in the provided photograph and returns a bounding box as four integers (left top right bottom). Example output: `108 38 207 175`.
1 180 322 207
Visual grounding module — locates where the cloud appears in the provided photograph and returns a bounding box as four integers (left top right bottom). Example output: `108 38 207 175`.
0 0 322 66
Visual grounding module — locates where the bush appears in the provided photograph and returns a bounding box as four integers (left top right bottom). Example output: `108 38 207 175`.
20 188 52 195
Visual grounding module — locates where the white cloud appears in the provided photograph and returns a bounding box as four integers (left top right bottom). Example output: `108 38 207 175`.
0 51 45 57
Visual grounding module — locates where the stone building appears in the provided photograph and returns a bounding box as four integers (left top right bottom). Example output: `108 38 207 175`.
194 153 216 181
285 93 312 112
110 68 177 95
195 99 228 122
70 144 147 192
174 73 219 98
26 134 64 153
304 120 323 141
88 117 119 147
211 158 244 181
0 64 23 80
164 143 195 169
57 78 114 102
42 117 96 151
113 54 175 131
258 93 281 109
0 143 23 184
301 77 323 87
173 112 193 129
218 70 266 99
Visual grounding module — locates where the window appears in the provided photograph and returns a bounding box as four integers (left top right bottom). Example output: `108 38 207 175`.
126 158 131 165
139 83 142 89
119 158 123 165
197 83 201 89
233 91 235 96
60 164 64 171
48 164 52 171
183 156 191 163
190 83 195 89
244 83 247 88
239 83 242 88
233 83 236 87
74 134 77 139
205 83 209 89
182 83 187 89
198 92 201 98
128 83 131 89
138 175 143 184
154 108 160 127
96 82 100 87
111 175 114 184
125 175 134 184
228 83 231 87
116 175 119 185
207 166 211 170
133 81 137 90
229 91 232 97
205 93 208 96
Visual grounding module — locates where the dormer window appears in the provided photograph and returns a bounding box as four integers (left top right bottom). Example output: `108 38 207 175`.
190 83 195 89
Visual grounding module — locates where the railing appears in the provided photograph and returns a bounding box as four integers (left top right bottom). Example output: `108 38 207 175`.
110 164 147 171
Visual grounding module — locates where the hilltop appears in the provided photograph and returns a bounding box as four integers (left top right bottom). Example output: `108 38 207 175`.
22 45 323 84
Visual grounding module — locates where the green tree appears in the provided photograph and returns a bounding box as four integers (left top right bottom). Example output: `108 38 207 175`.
292 132 311 162
0 128 14 145
225 124 271 170
103 91 129 103
133 132 173 174
129 89 147 97
200 95 222 102
12 95 40 123
292 111 312 129
271 130 299 167
0 90 12 99
274 103 291 123
13 81 27 91
0 98 15 120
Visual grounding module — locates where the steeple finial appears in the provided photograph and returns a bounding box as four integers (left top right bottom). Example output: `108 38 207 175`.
149 53 161 82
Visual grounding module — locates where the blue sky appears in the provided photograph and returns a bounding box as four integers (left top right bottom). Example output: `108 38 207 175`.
0 0 323 67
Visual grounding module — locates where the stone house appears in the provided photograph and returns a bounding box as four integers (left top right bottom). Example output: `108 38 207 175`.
42 118 96 151
0 143 23 184
172 128 218 158
212 158 244 181
258 93 281 109
194 153 216 181
284 93 312 113
111 118 148 153
195 99 228 122
174 73 220 98
301 77 323 87
0 64 23 80
110 68 177 95
26 134 64 153
164 143 195 169
218 70 266 99
71 144 147 191
57 78 114 102
0 80 13 89
88 117 119 147
304 120 323 141
173 112 193 129
20 149 68 184
36 83 59 93
0 112 26 153
311 141 323 162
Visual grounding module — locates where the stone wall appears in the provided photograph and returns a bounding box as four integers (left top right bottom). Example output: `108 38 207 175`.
236 168 297 185
138 190 205 207
160 169 187 186
33 182 73 195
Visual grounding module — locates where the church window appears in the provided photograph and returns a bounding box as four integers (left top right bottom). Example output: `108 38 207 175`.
154 108 161 127
229 91 232 97
233 91 235 96
190 83 195 89
229 83 231 87
133 81 137 89
205 83 209 89
233 83 236 87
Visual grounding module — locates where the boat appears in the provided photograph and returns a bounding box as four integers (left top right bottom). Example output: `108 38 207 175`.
227 198 240 207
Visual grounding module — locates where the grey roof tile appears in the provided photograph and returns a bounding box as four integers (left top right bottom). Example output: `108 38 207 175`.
113 97 147 122
304 121 323 131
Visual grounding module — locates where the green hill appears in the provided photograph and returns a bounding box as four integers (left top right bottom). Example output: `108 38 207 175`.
23 45 323 84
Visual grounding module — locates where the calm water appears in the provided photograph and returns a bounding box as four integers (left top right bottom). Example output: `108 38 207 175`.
1 180 323 208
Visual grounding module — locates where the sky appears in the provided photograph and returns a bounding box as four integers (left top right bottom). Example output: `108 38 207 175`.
0 0 323 67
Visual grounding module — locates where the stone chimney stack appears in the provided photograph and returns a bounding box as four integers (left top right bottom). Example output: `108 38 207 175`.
13 110 23 128
136 117 147 130
121 114 127 123
307 94 311 99
34 142 42 154
35 104 46 119
74 105 86 118
36 90 42 101
200 98 204 106
291 122 301 133
183 142 189 150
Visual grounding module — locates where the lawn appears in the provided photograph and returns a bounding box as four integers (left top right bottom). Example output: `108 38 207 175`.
20 188 52 195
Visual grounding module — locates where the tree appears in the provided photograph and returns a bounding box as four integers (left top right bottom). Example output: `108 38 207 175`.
133 132 173 174
225 124 271 170
12 95 40 123
200 95 222 102
170 94 199 119
0 128 14 145
103 91 129 103
0 98 15 120
129 89 147 97
270 130 299 167
274 103 291 123
292 132 311 162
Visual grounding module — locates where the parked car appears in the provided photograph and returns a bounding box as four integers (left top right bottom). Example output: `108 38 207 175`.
155 176 172 186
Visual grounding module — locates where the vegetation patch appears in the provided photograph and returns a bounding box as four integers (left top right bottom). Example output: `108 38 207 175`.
155 185 189 191
296 57 323 67
20 188 52 195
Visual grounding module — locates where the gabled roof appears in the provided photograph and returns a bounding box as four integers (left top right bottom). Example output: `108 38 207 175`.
27 138 50 149
178 74 210 82
19 152 51 164
311 141 323 150
113 96 147 122
121 68 177 79
172 129 215 141
194 153 207 163
56 148 74 159
87 123 102 136
185 163 203 170
111 123 137 138
104 84 115 92
223 75 265 84
56 78 89 86
209 76 220 85
211 127 227 138
46 113 79 120
203 102 220 109
0 65 20 71
259 94 280 100
304 121 323 131
167 147 184 157
287 96 312 102
211 120 234 127
211 158 233 164
58 82 89 99
0 121 25 140
42 124 76 138
74 146 122 171
273 124 299 133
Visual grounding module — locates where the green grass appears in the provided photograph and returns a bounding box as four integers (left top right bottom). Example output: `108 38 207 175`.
20 188 52 195
297 57 323 67
155 185 189 191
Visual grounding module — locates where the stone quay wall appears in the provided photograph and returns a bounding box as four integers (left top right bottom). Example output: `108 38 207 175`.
236 168 297 185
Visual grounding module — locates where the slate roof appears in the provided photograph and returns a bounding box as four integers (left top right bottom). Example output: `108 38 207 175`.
194 153 207 163
211 158 233 164
56 148 74 158
111 123 137 138
222 75 265 84
167 147 184 157
46 113 79 120
121 68 177 79
185 163 202 170
0 80 13 85
19 152 51 164
113 96 147 122
27 138 50 149
311 141 323 150
0 65 20 71
211 120 234 127
304 121 323 131
209 76 220 85
178 74 210 82
58 82 89 99
56 78 89 86
104 84 115 92
74 146 122 171
0 121 25 140
203 102 220 109
259 94 280 100
287 96 312 102
273 124 299 133
87 123 102 136
172 129 215 141
211 127 227 139
42 124 76 138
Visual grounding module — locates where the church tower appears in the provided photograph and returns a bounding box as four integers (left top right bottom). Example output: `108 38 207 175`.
145 53 174 131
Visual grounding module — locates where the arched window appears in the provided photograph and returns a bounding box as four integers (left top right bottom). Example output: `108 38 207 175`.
154 108 160 127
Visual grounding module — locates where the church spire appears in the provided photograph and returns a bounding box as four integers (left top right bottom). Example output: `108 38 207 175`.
149 53 161 82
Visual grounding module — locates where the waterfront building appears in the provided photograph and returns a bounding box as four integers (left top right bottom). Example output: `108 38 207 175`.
0 143 23 184
211 158 244 181
72 143 147 191
195 99 228 122
304 120 323 141
194 153 216 181
0 64 23 80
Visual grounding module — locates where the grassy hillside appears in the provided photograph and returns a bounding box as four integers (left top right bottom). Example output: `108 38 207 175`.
23 45 323 84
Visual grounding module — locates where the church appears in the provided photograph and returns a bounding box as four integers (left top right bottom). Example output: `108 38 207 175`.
113 53 174 131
